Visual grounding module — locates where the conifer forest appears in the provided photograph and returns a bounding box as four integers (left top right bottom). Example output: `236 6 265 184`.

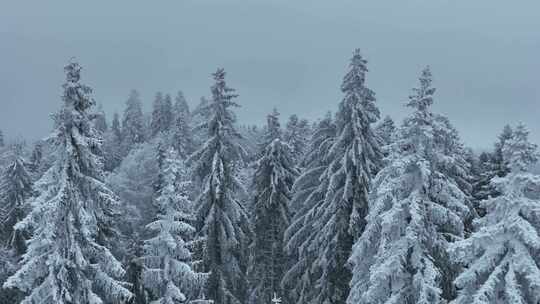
1 2 539 304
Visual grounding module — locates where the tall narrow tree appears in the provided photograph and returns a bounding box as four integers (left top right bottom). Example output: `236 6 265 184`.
151 92 165 138
29 141 44 174
163 94 174 132
142 148 207 304
348 67 473 304
94 103 108 134
450 123 540 304
248 109 299 304
284 49 382 304
376 115 396 147
103 112 123 172
259 108 281 150
282 111 336 303
122 90 146 155
172 91 194 159
151 93 174 138
188 68 252 304
0 143 33 254
3 62 132 304
471 125 515 211
283 115 310 164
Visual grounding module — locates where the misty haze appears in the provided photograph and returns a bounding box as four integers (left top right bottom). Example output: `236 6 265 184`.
0 1 539 304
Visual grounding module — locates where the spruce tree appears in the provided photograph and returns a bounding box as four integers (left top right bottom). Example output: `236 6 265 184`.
248 109 299 304
191 96 211 150
151 93 174 138
284 49 382 304
174 91 190 118
163 94 174 132
3 61 132 304
112 112 122 140
0 129 4 147
122 89 146 155
0 143 33 254
450 123 540 304
103 112 124 171
282 111 336 303
142 148 207 304
29 141 44 174
172 91 194 159
94 103 108 134
283 115 310 164
472 125 515 211
188 68 252 304
493 125 514 176
376 115 396 147
260 108 281 150
151 92 165 137
348 67 473 304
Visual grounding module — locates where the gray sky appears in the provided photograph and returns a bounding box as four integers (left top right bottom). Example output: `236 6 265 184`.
0 0 538 148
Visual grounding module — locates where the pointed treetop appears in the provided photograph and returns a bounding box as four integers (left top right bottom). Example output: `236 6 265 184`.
175 90 190 115
62 61 94 112
266 107 281 141
503 123 538 172
154 92 164 104
407 65 435 113
211 68 238 102
64 60 82 83
128 89 141 102
341 48 369 92
112 112 120 128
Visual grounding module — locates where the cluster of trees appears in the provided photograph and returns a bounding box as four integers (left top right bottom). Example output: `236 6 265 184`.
0 49 539 304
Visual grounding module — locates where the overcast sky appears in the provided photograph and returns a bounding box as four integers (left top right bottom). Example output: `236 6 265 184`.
0 0 538 148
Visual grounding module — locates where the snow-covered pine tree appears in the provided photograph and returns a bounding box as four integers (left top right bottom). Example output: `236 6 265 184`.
298 111 336 172
122 89 146 156
472 152 496 207
284 49 382 304
248 109 299 304
283 114 310 164
103 112 124 171
0 142 33 254
238 124 264 164
174 91 190 118
0 129 4 147
142 147 207 304
376 115 397 160
493 125 514 176
191 96 211 150
3 61 132 304
282 111 336 303
347 66 474 304
172 91 194 159
432 115 474 202
30 140 44 173
376 115 396 147
151 92 165 138
432 112 477 298
107 141 161 303
471 125 515 211
0 245 23 304
259 108 281 151
163 94 174 132
450 123 540 304
188 68 251 304
112 112 122 140
151 93 174 138
94 103 108 134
